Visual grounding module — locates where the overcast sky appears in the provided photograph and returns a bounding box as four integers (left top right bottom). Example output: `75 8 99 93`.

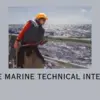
8 6 92 24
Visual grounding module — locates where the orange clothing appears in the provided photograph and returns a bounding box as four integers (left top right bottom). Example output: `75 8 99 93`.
14 20 47 49
16 21 31 41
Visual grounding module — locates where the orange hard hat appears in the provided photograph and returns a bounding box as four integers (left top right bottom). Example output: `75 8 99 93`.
35 13 48 20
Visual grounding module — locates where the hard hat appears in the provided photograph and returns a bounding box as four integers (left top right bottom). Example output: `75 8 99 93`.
35 13 48 20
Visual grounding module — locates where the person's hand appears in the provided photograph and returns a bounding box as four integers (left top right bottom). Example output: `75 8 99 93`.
39 40 48 45
14 41 19 49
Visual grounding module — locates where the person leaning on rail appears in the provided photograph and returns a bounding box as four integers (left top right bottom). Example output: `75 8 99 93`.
14 13 48 68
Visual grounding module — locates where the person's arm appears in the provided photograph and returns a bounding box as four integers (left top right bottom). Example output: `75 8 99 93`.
39 29 48 45
14 20 31 49
16 21 31 41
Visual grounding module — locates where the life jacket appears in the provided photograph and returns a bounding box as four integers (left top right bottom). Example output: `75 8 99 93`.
21 20 45 45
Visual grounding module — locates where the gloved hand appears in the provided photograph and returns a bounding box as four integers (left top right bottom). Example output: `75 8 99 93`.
14 40 19 49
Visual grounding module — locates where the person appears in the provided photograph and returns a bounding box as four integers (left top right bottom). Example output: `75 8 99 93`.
14 13 48 68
